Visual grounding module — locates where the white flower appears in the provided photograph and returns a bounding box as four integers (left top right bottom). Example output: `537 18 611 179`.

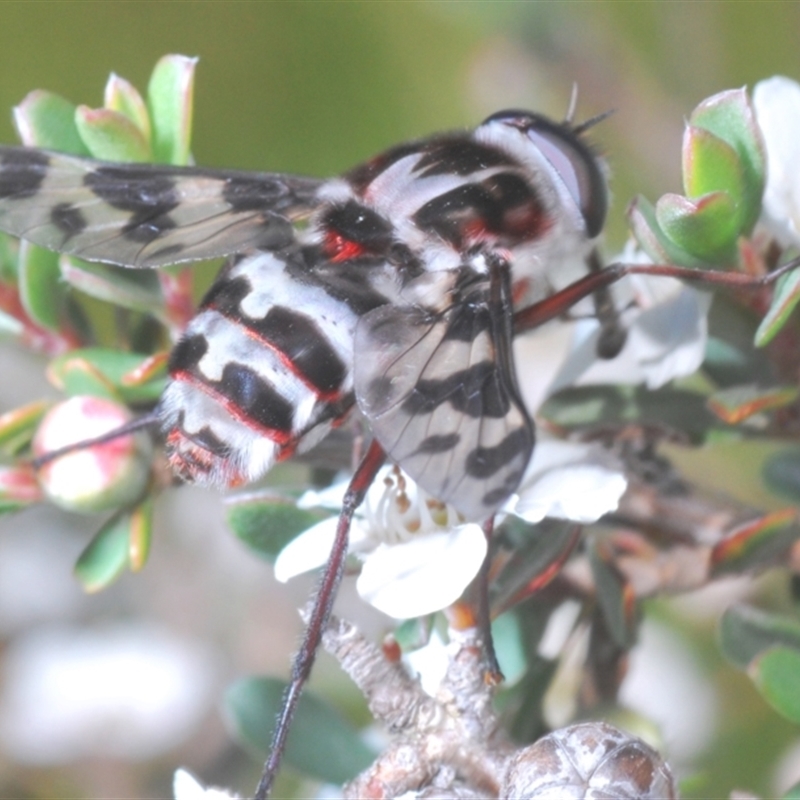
174 769 239 800
275 466 488 619
753 76 800 248
275 444 627 620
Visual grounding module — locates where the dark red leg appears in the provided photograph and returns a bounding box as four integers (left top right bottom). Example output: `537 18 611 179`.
254 439 387 800
477 516 503 684
514 256 800 334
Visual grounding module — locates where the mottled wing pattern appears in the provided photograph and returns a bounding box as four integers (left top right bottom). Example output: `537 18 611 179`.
0 146 323 268
354 269 534 521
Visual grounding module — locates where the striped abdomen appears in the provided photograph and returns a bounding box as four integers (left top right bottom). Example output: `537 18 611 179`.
156 245 391 487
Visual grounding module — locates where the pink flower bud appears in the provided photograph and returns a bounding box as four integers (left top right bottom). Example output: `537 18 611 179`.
33 396 152 513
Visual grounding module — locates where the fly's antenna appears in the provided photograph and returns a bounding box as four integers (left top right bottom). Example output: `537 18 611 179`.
31 411 160 469
573 108 616 136
565 82 580 125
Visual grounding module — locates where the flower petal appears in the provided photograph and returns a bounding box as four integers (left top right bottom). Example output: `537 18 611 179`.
508 440 627 523
273 517 370 583
356 525 487 618
174 769 239 800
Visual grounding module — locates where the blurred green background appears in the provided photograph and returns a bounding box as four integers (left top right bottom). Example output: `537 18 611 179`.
1 2 800 798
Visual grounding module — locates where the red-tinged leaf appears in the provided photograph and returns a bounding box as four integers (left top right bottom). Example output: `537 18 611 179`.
0 400 50 452
74 510 132 592
706 384 799 424
748 646 800 724
690 88 765 234
49 347 166 404
492 519 581 615
655 190 739 263
13 90 89 154
0 465 43 513
720 604 800 669
128 496 153 572
755 267 800 347
75 106 152 163
46 356 121 401
18 240 64 332
147 55 197 165
710 509 800 575
103 73 151 143
120 352 169 386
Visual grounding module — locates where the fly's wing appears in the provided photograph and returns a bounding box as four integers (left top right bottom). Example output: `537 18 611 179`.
354 270 534 522
0 146 323 268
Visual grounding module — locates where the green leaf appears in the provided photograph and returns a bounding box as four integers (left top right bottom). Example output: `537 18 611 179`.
491 611 527 685
147 54 197 165
755 267 800 347
224 677 376 784
75 106 151 162
18 240 64 331
763 449 800 503
103 73 151 143
74 510 133 592
682 126 745 205
719 604 800 669
13 90 89 154
47 347 166 404
749 646 800 724
226 494 328 561
627 195 705 267
540 385 719 443
690 88 765 234
655 190 739 263
60 255 165 317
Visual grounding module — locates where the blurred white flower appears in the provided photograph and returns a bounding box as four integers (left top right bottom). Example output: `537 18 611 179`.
542 245 710 395
503 439 627 524
753 75 800 248
0 623 217 763
174 769 239 800
275 443 626 620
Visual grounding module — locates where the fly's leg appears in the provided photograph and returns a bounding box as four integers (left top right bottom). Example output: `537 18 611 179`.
513 255 800 334
254 439 387 800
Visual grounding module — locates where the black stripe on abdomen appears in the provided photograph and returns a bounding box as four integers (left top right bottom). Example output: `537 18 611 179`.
169 332 296 440
202 275 348 397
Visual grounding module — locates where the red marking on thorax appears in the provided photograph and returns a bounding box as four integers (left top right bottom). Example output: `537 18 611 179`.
323 231 367 263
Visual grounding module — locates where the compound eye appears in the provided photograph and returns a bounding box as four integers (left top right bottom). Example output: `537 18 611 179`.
524 116 607 238
484 110 607 237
